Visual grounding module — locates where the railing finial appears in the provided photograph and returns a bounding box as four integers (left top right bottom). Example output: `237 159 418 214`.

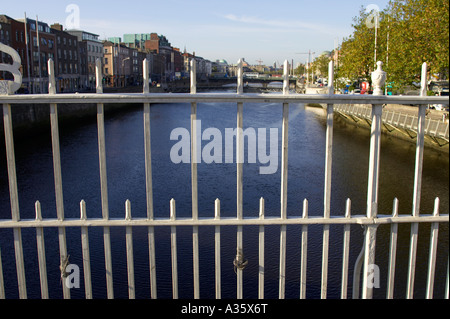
190 59 197 94
328 60 334 95
371 61 386 96
283 60 289 95
143 58 150 94
48 58 56 94
237 59 244 94
420 62 427 97
95 58 103 94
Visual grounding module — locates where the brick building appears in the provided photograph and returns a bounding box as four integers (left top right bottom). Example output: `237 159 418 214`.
50 23 80 92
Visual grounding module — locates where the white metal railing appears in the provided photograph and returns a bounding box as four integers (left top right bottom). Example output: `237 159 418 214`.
335 104 450 141
1 52 449 300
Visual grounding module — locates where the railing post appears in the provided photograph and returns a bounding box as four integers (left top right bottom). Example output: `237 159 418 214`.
190 58 200 299
407 62 428 299
95 58 114 299
279 60 289 299
143 58 157 299
361 61 385 299
48 58 71 299
235 58 246 299
321 60 334 299
2 102 26 299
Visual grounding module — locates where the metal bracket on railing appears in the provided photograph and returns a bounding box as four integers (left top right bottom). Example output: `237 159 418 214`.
59 254 71 284
233 250 248 273
352 226 366 299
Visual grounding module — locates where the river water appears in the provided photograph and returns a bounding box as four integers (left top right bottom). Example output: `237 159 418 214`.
0 100 448 299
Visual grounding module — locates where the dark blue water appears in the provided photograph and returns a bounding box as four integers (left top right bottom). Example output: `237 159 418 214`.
0 100 448 299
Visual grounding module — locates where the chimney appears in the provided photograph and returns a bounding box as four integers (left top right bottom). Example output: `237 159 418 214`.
51 23 63 31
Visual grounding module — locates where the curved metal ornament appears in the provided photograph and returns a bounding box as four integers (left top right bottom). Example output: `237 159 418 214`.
0 42 22 95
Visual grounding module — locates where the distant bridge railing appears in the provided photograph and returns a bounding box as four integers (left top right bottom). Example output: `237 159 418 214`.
0 48 449 300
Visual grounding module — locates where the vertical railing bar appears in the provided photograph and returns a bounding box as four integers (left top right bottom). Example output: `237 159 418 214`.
386 198 399 299
425 118 431 135
0 247 4 299
143 59 157 299
236 102 244 299
321 102 333 299
125 200 135 299
3 103 27 298
444 122 449 139
214 198 221 299
35 201 48 299
425 197 440 299
48 59 70 300
321 61 334 299
407 62 427 299
446 258 449 299
258 197 265 299
279 60 289 299
433 120 440 137
80 200 92 299
236 58 244 299
190 59 200 299
341 198 351 299
103 226 113 299
94 59 114 299
170 199 178 299
299 199 308 299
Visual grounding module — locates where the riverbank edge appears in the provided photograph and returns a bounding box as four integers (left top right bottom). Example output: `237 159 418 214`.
307 103 449 154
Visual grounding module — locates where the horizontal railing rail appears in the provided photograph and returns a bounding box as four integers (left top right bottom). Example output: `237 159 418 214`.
1 55 449 300
1 214 448 228
1 92 448 105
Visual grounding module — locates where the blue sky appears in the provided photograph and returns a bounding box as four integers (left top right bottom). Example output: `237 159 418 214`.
4 0 390 65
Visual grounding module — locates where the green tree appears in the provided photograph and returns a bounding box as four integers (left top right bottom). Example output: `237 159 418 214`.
338 0 449 91
311 53 332 78
387 0 449 87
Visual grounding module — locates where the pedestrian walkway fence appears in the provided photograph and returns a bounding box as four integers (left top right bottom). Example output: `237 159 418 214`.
334 104 449 145
0 51 449 299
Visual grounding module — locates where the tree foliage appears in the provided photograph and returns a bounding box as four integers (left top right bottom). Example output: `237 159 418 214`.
338 0 449 90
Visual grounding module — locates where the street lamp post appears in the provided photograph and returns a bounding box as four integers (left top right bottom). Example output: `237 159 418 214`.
122 57 130 87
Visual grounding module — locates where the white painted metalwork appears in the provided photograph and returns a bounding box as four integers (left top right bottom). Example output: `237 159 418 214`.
1 50 449 300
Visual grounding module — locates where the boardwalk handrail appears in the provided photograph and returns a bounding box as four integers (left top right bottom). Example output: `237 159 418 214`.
335 104 449 141
1 54 449 300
